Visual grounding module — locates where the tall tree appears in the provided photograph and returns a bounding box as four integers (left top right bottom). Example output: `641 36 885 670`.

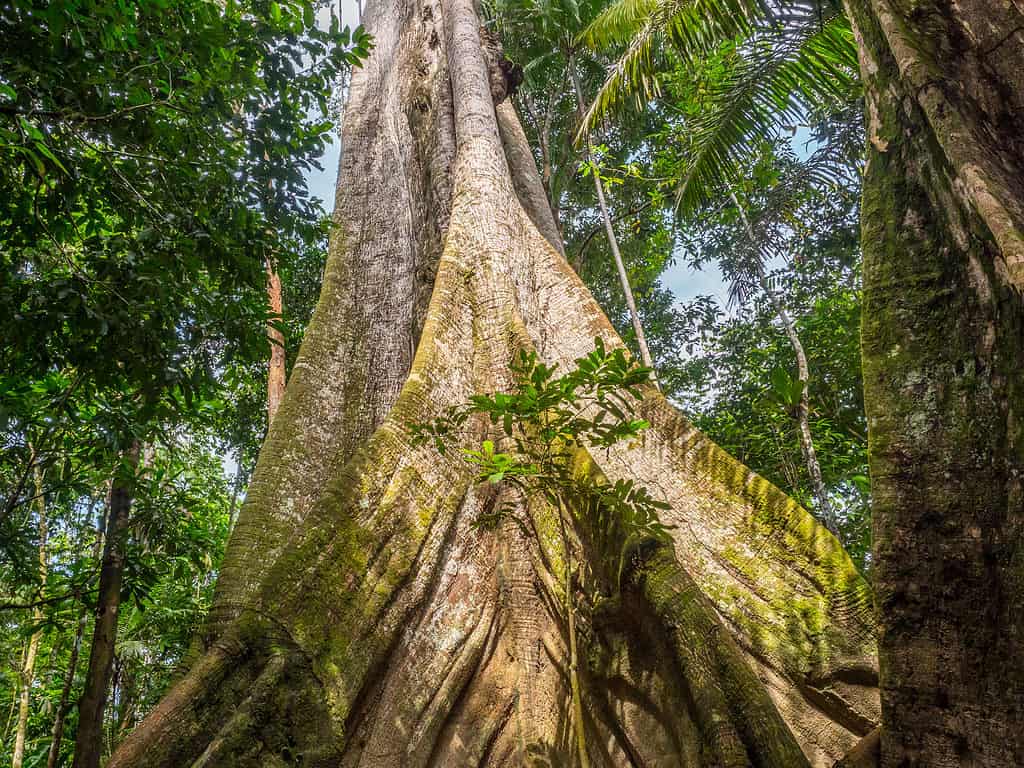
568 60 657 377
730 188 837 533
72 443 139 768
841 0 1024 763
105 0 879 765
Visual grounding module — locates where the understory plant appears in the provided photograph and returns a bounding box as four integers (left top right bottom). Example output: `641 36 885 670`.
411 339 673 766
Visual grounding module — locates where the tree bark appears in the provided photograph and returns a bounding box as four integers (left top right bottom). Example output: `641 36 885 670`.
73 442 140 768
266 260 286 426
108 0 878 765
843 0 1024 764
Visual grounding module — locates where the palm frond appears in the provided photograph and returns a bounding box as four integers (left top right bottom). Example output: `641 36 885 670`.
579 0 661 49
577 23 662 136
659 0 767 58
674 12 859 214
577 0 770 137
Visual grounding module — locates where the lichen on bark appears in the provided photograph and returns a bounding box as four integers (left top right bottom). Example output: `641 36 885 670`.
843 0 1024 763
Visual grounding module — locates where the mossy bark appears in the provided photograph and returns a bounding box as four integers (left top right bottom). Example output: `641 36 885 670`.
107 0 880 764
843 0 1024 763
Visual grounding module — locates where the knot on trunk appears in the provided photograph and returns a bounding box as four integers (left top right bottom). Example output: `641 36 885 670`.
480 27 523 103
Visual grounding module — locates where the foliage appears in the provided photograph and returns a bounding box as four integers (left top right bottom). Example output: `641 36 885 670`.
0 0 369 537
412 341 673 589
579 0 860 213
0 1 367 762
0 440 233 766
669 139 871 565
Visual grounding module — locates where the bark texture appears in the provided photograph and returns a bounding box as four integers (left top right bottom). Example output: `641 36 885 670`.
109 0 879 765
843 0 1024 764
266 260 286 425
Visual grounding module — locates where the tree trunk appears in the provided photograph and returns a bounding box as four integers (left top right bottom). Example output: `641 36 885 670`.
730 192 837 533
108 0 878 765
73 443 140 768
48 517 103 768
843 0 1024 764
46 607 87 768
266 259 286 425
568 60 657 381
12 465 48 768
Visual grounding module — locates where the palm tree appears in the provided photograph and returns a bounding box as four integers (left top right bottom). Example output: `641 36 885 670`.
579 0 861 530
578 0 859 213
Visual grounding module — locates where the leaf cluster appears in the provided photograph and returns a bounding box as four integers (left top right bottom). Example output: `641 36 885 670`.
580 0 860 214
412 340 673 589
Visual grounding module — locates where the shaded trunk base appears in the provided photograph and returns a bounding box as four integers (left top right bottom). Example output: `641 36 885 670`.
111 531 860 767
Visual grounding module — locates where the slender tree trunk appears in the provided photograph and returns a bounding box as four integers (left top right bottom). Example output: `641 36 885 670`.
730 192 837 533
46 607 87 768
266 259 286 426
47 518 101 768
12 464 49 768
73 442 140 768
107 0 878 765
772 291 837 533
842 0 1024 764
568 60 657 381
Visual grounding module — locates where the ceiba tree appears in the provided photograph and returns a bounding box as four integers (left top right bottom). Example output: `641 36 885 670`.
105 0 889 765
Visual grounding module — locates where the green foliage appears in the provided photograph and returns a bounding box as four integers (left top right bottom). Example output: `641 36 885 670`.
580 0 860 213
0 0 370 530
670 147 871 565
0 1 368 762
412 341 672 588
0 440 233 766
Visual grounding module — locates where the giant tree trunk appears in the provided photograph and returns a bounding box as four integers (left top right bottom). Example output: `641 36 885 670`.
843 0 1024 765
107 0 879 765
